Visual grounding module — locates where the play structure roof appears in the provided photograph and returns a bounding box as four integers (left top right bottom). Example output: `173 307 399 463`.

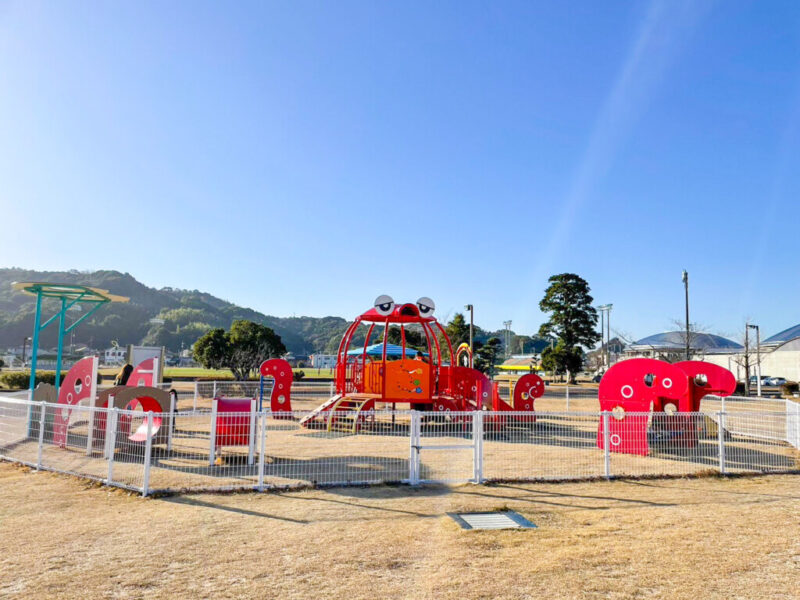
763 323 800 346
12 282 129 303
630 331 742 353
346 343 428 357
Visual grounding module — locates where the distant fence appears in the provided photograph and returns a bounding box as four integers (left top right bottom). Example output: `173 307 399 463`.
0 396 797 497
192 380 333 409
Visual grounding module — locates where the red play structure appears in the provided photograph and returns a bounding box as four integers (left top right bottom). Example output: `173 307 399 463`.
596 358 736 456
46 356 174 450
300 296 545 432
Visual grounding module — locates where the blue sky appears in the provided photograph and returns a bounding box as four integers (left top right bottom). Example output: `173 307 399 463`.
1 1 799 342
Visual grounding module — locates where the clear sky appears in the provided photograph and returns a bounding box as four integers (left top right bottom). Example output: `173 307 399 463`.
1 1 799 342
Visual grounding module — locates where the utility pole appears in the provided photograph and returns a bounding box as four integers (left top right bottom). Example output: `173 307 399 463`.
682 270 690 360
748 324 761 397
744 323 751 396
464 304 474 368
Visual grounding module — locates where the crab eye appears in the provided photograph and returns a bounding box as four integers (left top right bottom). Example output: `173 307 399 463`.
416 297 435 316
374 295 395 316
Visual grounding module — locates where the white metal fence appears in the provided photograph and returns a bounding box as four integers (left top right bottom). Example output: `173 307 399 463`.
192 380 333 409
0 396 797 497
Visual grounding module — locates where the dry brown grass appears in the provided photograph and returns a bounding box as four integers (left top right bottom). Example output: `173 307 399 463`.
1 463 798 600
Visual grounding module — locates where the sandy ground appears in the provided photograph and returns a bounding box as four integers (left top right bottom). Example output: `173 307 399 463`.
0 464 797 600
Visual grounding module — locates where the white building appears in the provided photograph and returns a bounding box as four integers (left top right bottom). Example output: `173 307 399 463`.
624 325 800 383
309 354 337 369
104 347 126 365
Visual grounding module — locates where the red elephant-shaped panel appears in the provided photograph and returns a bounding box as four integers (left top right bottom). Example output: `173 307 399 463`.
673 361 736 412
597 359 688 456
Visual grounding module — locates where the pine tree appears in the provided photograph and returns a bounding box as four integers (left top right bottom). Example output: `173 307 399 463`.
538 273 600 383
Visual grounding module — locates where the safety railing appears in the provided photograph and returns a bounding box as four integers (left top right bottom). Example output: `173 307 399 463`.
0 397 797 497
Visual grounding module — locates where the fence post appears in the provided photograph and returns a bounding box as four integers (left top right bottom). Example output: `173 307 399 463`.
212 381 217 399
142 411 154 497
258 411 267 491
603 411 611 479
193 381 198 411
167 391 176 453
85 398 96 457
36 401 47 470
718 410 726 474
248 398 257 466
409 411 420 485
565 385 570 411
209 398 218 467
106 408 118 484
472 410 484 483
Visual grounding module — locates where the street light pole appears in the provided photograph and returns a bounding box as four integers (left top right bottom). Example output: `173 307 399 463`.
503 320 513 359
748 324 761 397
599 309 605 370
606 305 613 366
682 270 690 360
597 304 613 368
464 304 474 368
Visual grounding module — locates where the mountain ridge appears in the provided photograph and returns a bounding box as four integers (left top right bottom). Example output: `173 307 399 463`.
0 268 544 357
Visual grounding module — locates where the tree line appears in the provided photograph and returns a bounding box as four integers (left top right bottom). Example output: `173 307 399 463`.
192 273 600 382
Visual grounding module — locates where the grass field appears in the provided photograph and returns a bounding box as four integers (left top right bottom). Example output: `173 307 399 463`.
0 464 797 599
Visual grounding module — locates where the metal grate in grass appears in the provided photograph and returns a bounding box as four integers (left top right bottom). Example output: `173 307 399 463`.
447 511 536 530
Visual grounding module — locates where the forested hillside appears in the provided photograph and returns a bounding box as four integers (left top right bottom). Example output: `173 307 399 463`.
0 268 545 356
0 268 349 354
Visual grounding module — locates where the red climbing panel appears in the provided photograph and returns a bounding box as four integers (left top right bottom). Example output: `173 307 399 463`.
52 356 98 447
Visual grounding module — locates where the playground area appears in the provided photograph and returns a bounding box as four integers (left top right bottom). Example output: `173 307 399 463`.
1 463 797 599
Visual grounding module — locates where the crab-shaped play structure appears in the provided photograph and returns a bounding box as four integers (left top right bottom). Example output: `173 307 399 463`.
597 358 736 456
300 296 545 432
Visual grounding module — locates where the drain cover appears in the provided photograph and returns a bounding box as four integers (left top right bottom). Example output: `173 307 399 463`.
448 511 536 530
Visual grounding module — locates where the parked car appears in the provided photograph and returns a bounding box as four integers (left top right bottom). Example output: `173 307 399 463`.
749 375 771 386
766 377 787 386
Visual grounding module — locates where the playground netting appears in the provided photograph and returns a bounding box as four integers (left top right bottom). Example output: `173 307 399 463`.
0 395 797 496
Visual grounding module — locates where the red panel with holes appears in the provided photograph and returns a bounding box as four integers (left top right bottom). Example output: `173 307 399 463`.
52 357 98 447
260 358 293 413
596 358 689 456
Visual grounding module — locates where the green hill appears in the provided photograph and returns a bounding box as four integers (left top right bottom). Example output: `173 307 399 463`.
0 268 546 357
0 268 349 355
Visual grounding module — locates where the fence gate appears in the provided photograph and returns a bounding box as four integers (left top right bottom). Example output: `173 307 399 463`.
409 411 482 485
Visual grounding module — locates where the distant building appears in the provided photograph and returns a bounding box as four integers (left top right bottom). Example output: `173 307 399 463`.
104 347 126 365
309 354 337 369
624 331 742 362
497 354 542 374
586 337 627 371
700 322 800 382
